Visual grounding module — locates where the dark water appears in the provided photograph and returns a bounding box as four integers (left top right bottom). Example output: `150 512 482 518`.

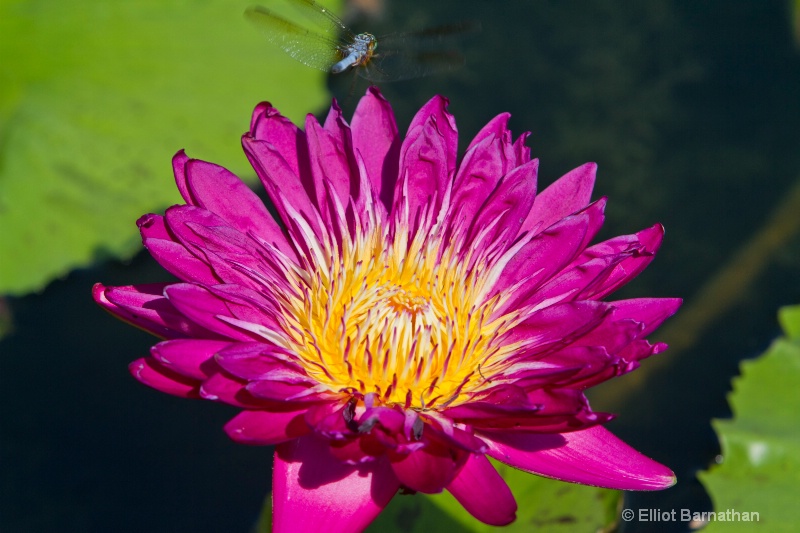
3 1 800 531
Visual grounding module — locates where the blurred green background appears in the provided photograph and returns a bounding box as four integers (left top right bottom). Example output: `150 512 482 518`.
2 0 800 531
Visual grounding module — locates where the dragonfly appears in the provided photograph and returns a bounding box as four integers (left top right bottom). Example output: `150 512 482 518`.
244 0 475 82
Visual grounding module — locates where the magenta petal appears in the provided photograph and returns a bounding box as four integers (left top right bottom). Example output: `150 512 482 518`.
581 225 664 300
406 95 457 172
143 237 217 283
393 95 457 234
484 425 676 490
306 112 354 224
129 357 199 398
199 370 267 407
273 436 399 533
214 342 301 381
150 339 230 380
171 150 193 204
242 136 323 239
248 102 306 177
246 376 322 402
422 418 490 453
205 284 283 331
450 113 519 223
390 444 466 493
393 118 450 235
467 159 539 246
359 406 406 433
137 212 171 240
502 301 611 353
163 205 241 257
618 339 668 364
163 283 258 342
183 159 288 249
490 212 592 313
607 298 682 336
94 282 212 339
465 112 509 152
520 162 597 235
224 409 310 445
446 387 603 432
350 87 399 208
141 223 220 284
446 454 517 526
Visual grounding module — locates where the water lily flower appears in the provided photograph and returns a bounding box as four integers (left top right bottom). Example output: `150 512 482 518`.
94 87 680 532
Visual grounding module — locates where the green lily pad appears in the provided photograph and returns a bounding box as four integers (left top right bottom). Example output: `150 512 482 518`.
369 461 620 532
0 0 336 295
698 304 800 532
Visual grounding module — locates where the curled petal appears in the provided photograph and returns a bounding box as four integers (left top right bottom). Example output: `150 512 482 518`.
198 370 270 408
248 101 307 177
171 149 193 203
491 198 607 314
580 225 665 300
483 425 676 490
422 416 489 454
359 406 406 434
406 94 457 173
606 297 682 337
93 283 213 339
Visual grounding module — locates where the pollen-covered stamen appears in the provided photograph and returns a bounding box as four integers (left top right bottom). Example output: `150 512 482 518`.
279 214 524 410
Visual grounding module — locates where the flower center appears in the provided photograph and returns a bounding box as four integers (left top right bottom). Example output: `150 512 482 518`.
279 219 518 410
387 289 429 315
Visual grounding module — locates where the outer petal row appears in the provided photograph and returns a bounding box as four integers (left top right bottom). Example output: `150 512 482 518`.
483 425 676 491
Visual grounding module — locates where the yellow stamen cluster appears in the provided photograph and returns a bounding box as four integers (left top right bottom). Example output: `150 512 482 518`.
272 208 523 411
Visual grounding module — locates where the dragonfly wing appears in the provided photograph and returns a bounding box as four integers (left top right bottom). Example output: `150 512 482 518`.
361 21 479 81
245 5 341 71
397 21 482 41
272 0 353 41
360 49 465 82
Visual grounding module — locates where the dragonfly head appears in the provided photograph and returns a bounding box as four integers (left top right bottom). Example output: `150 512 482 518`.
353 33 376 45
